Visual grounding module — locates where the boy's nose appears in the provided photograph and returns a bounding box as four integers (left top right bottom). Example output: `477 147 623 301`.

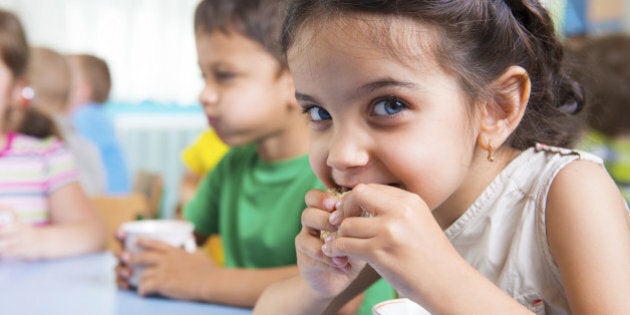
326 130 369 171
198 83 219 107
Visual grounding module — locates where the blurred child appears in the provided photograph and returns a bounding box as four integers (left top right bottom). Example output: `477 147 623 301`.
572 33 630 203
115 0 394 311
0 9 105 260
254 1 630 314
177 128 229 216
65 53 130 194
27 46 107 196
176 128 229 265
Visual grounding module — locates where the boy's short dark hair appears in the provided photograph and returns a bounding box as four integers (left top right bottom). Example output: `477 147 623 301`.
194 0 288 69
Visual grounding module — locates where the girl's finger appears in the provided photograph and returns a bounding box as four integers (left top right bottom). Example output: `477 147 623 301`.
301 206 337 234
296 229 340 269
305 189 337 211
336 216 380 239
323 236 372 260
341 184 426 219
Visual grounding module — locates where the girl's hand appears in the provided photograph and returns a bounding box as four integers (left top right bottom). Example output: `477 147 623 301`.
295 189 366 299
0 209 41 260
324 184 459 299
123 238 217 301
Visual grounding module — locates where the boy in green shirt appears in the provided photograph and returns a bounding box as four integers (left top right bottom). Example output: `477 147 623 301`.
116 0 394 311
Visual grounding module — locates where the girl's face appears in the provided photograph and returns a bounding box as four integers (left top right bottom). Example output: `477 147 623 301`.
196 31 295 147
288 16 483 212
0 60 19 129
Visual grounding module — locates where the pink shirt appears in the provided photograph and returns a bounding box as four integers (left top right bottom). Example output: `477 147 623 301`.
0 133 79 225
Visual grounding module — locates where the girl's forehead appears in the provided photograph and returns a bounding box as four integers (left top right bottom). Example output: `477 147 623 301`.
288 13 441 69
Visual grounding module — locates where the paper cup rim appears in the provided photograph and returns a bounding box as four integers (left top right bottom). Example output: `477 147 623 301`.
120 219 193 234
372 298 430 315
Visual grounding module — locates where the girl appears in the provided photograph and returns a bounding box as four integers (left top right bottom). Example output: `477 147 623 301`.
254 0 630 314
0 9 105 260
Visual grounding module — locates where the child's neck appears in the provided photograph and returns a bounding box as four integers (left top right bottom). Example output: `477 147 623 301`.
256 117 310 162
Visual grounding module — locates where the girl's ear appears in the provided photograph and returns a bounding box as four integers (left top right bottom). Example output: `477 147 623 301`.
10 78 29 108
478 66 530 147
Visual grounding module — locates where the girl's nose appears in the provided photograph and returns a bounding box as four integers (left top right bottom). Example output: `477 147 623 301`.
326 129 369 171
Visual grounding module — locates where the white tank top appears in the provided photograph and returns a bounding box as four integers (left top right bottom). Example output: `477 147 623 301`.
445 144 602 315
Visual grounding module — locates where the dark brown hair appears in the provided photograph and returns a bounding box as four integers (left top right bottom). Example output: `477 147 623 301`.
569 33 630 138
194 0 289 69
67 54 111 104
0 9 29 78
281 0 586 149
0 9 59 139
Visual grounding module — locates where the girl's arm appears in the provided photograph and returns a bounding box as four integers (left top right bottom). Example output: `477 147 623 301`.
255 274 336 314
546 160 630 314
37 182 106 259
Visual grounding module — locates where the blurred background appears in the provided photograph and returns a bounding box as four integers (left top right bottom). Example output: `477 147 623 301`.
1 0 628 217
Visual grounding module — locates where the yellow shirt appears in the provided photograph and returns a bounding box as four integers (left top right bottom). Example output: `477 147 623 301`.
180 129 229 265
181 129 229 175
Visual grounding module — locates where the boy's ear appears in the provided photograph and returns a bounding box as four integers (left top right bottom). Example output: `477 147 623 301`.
478 66 530 145
278 68 299 110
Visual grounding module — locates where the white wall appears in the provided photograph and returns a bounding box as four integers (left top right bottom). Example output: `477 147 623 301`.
0 0 202 104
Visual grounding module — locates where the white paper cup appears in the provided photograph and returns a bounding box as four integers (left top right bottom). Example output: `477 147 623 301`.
372 298 431 315
119 220 196 287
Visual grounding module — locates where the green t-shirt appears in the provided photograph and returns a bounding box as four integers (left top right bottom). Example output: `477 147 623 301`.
184 144 395 311
184 144 323 268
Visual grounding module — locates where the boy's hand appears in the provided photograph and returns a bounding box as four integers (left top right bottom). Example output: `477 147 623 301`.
114 230 133 290
124 238 217 301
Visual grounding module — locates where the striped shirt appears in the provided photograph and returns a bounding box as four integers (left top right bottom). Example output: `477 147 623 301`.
0 133 79 225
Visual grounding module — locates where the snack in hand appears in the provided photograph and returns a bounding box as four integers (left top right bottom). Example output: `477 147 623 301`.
320 187 349 241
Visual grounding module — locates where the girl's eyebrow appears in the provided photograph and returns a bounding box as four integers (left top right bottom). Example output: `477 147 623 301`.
294 79 421 105
295 92 317 103
357 79 420 94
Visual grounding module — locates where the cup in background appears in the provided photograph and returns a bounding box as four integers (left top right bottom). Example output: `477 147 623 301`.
119 219 196 287
372 298 431 315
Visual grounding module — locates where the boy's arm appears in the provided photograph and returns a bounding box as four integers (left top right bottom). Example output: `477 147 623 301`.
130 240 299 307
200 264 299 307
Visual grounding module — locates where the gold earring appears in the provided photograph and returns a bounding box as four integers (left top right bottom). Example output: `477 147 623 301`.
487 140 495 162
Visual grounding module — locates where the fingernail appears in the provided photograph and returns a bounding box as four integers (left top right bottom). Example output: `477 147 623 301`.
323 197 336 210
321 243 329 255
325 234 334 243
335 199 342 210
329 211 341 225
332 256 345 266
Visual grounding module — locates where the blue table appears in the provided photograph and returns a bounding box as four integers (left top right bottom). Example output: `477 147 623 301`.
0 252 252 315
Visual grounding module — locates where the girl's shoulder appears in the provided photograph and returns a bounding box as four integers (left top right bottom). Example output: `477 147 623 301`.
8 133 66 157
